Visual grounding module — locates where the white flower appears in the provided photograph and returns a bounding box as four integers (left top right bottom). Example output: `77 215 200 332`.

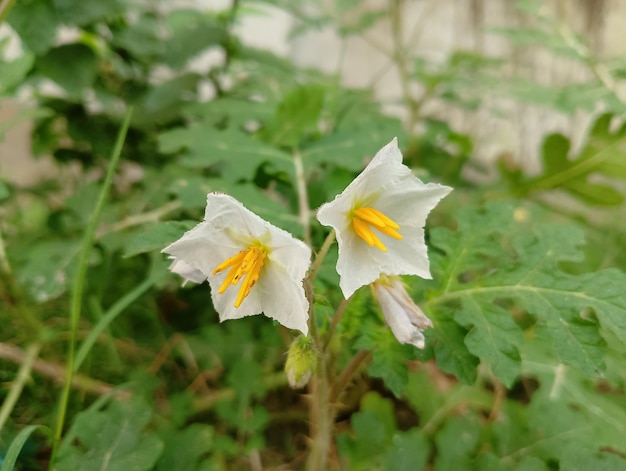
162 193 311 335
167 258 207 286
371 275 432 349
316 138 452 299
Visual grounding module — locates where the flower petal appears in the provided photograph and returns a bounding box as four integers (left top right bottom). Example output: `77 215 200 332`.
372 279 429 349
335 226 432 298
167 257 207 286
316 138 452 299
163 193 311 334
214 261 309 335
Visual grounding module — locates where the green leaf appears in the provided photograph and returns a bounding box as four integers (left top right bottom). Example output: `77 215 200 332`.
7 0 58 54
112 14 164 57
1 425 52 471
15 239 80 302
383 429 430 471
52 0 123 26
431 203 626 384
338 391 398 467
454 299 522 387
56 398 163 471
433 415 482 471
124 221 196 258
302 117 407 171
262 85 325 147
0 180 9 200
155 424 214 471
0 53 34 94
36 44 98 98
135 73 202 125
158 127 293 182
521 114 626 205
183 98 275 129
161 10 225 68
431 317 479 385
167 177 212 210
355 325 411 397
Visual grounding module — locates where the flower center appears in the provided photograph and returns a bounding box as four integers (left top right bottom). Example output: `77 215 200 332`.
351 207 402 252
212 245 268 308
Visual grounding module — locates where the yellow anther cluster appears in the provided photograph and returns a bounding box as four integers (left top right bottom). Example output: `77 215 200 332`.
213 246 267 307
351 207 402 252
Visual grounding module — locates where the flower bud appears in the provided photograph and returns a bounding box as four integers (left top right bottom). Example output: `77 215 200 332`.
285 336 317 388
371 274 433 349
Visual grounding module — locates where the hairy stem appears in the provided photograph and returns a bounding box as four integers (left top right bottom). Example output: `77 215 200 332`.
305 304 333 471
308 230 336 282
330 350 371 403
323 297 350 351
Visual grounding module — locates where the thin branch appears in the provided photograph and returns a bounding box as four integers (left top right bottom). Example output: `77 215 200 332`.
95 200 181 239
323 297 350 352
0 343 41 433
0 0 16 24
293 150 311 246
329 350 371 403
308 230 336 282
0 342 128 399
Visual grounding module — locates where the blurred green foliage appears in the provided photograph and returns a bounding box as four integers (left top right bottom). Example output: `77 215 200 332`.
1 0 626 470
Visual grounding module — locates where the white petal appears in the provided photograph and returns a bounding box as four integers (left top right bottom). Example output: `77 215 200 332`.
317 143 409 228
335 226 432 299
204 193 274 242
214 262 309 335
386 277 433 330
162 221 237 279
372 280 429 349
316 138 452 299
376 179 452 228
167 258 207 286
163 193 311 334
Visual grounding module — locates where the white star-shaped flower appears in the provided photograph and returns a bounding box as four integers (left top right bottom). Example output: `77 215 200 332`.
316 138 452 299
163 193 311 335
371 275 432 349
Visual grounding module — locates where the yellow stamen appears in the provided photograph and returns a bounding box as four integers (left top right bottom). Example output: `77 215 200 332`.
213 246 267 307
351 206 402 252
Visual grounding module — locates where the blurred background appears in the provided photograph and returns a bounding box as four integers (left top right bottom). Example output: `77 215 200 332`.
4 0 626 184
2 0 626 470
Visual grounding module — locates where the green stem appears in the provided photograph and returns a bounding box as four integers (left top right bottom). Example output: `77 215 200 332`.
329 349 371 403
0 343 41 433
293 150 311 246
0 0 16 24
323 297 350 351
74 273 161 372
308 230 336 282
49 108 133 467
389 0 419 130
305 301 333 471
